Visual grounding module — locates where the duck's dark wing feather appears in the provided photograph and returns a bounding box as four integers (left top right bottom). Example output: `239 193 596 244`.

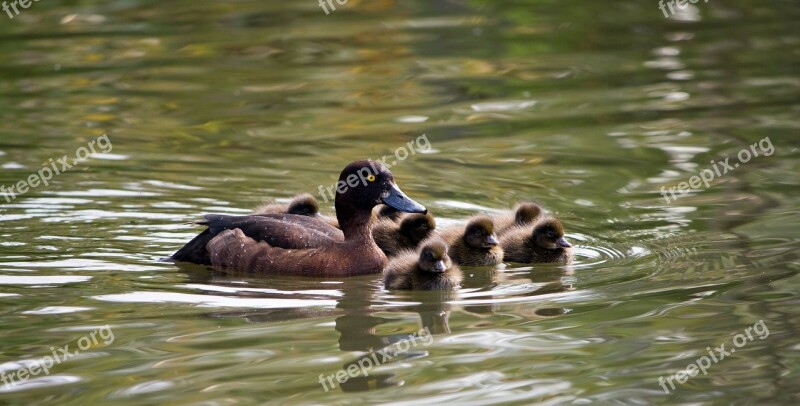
171 214 344 265
216 213 340 236
202 214 343 248
171 228 216 265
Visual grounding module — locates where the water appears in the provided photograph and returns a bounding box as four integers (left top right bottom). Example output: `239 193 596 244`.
1 0 799 404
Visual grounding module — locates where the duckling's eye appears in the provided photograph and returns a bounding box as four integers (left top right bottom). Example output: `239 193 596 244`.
547 230 555 238
366 174 376 183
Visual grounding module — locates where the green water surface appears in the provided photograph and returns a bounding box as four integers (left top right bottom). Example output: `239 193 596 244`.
0 0 798 404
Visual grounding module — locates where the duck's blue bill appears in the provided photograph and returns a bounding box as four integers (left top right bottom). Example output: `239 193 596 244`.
382 183 427 214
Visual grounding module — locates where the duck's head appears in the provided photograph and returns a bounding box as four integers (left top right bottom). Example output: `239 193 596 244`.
515 202 543 224
418 238 452 273
464 216 499 249
532 218 571 250
336 160 426 214
286 193 320 217
400 213 436 243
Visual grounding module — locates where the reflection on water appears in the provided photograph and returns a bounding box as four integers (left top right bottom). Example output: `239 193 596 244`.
0 0 799 404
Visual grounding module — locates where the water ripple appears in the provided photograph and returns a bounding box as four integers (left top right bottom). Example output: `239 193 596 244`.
92 291 338 309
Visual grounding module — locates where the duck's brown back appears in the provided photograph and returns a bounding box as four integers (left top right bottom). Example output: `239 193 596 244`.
205 214 344 249
208 229 386 276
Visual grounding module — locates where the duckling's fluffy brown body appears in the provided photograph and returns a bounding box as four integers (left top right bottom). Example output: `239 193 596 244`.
500 218 573 264
436 216 503 266
372 213 436 257
383 238 462 290
494 202 544 236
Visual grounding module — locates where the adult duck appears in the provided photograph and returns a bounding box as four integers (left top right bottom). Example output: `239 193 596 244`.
174 160 427 276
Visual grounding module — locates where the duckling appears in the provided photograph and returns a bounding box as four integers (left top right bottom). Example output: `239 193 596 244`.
500 217 573 264
373 213 436 257
253 193 340 228
494 202 544 236
253 193 320 217
374 204 402 222
436 216 503 266
383 238 462 290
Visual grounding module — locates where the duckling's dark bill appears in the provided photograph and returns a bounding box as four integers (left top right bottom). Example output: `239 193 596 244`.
382 183 427 214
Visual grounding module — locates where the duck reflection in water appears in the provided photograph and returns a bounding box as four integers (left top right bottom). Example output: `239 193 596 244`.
173 252 574 393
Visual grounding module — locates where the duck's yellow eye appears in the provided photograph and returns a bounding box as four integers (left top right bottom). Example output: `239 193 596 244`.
367 174 376 182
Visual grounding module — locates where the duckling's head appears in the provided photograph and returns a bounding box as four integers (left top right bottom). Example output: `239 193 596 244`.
464 216 499 249
287 193 320 217
400 213 436 243
418 238 452 273
515 202 543 224
532 218 572 250
336 160 426 214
